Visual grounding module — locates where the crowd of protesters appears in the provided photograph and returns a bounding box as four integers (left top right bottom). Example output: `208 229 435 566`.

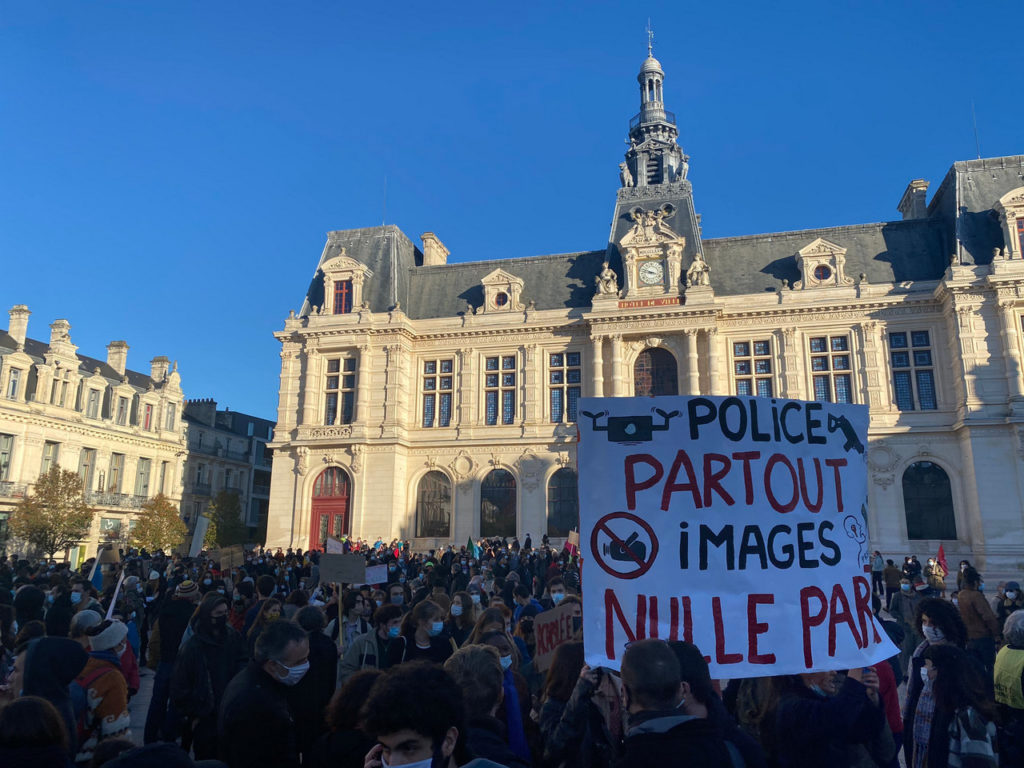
0 537 1021 767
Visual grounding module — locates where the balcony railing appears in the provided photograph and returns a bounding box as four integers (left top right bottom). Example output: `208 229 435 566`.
190 483 212 496
85 491 148 509
188 444 250 462
252 483 271 496
224 485 243 495
629 109 676 131
0 482 27 499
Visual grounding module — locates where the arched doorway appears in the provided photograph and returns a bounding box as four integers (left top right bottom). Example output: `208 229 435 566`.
311 467 351 550
903 461 957 540
416 471 452 538
480 469 516 538
634 347 678 396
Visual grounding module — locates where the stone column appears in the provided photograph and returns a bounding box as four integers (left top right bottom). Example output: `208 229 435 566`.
591 335 605 397
999 300 1024 400
356 345 372 422
610 335 624 396
685 330 699 394
707 328 721 395
300 348 320 427
524 344 540 423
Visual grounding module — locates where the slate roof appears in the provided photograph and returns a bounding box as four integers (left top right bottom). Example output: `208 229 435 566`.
0 332 156 392
298 155 1024 320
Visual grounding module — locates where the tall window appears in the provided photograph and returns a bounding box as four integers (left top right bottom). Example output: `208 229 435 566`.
50 369 69 406
109 453 125 493
143 403 153 430
333 279 353 314
165 403 176 430
547 468 579 537
484 355 516 425
324 357 357 425
160 461 169 494
40 442 59 475
889 331 937 411
135 458 152 497
115 397 128 426
481 469 516 537
0 434 13 481
903 461 956 539
634 348 678 396
732 339 773 397
809 335 853 403
415 471 452 538
549 352 582 423
422 359 454 428
86 389 100 419
5 368 20 400
1018 219 1024 254
78 448 97 489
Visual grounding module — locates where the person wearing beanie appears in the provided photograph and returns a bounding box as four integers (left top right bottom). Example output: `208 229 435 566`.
74 619 131 765
143 579 201 744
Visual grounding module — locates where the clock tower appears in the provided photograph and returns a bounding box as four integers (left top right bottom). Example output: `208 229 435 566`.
604 38 709 303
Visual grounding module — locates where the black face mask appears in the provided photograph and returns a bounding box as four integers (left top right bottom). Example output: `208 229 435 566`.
211 615 228 630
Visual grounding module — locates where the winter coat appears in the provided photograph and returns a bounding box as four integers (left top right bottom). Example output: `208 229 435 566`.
337 629 405 685
171 624 246 718
218 661 299 768
616 711 738 768
958 586 1001 640
539 676 621 768
21 637 88 754
466 715 530 768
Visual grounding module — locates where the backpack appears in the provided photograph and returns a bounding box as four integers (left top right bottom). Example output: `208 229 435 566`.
71 665 114 744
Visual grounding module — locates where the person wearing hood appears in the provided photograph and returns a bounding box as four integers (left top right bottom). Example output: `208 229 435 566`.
44 582 75 640
74 619 131 765
12 636 88 756
170 592 246 760
617 639 736 768
218 619 310 768
13 584 45 626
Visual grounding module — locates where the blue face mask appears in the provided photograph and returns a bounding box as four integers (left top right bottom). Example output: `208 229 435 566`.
429 621 444 637
451 604 463 617
391 594 404 606
387 625 401 639
70 591 82 605
499 654 513 670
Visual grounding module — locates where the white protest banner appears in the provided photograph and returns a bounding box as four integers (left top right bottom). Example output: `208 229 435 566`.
189 516 210 558
325 536 345 554
577 395 896 677
364 564 388 585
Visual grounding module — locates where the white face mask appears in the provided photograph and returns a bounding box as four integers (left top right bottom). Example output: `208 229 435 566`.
922 625 945 644
920 666 931 684
276 659 310 686
382 756 434 768
1007 591 1018 600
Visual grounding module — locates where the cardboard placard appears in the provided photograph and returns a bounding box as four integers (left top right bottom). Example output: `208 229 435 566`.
363 564 388 585
219 545 246 571
318 553 367 585
533 603 578 671
325 536 345 554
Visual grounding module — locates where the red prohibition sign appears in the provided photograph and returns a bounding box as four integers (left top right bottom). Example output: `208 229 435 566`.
590 511 659 580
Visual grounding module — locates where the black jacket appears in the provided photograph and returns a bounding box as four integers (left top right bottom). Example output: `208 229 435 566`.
306 729 376 768
156 598 196 664
218 661 299 768
22 637 88 755
617 711 736 768
286 631 338 759
465 715 531 768
171 624 246 718
44 595 75 639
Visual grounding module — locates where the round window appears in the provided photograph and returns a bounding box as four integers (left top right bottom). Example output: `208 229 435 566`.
813 265 832 281
494 292 509 307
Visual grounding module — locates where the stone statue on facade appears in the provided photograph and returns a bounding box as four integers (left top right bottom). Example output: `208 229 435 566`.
619 162 634 188
686 253 711 287
595 261 620 295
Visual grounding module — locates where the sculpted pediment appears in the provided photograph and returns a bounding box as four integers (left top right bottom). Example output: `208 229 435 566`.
798 237 847 260
794 238 853 289
481 268 524 287
321 249 371 276
480 269 525 312
619 206 685 248
998 186 1024 210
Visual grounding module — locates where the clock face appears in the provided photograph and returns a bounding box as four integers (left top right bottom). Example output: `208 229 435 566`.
638 260 664 286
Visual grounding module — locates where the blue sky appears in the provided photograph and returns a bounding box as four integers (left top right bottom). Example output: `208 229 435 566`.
2 2 1020 419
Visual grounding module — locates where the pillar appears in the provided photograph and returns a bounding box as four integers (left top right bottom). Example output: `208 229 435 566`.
610 335 624 396
591 335 605 397
685 330 699 394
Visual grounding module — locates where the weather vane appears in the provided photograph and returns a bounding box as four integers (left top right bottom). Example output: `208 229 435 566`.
646 18 654 56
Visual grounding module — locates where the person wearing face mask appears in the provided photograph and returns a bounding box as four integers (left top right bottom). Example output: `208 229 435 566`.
890 577 925 678
997 581 1024 627
542 577 569 610
392 600 454 666
70 580 102 615
958 566 1001 677
43 582 75 639
447 592 477 648
74 619 132 764
901 598 968 767
170 593 245 760
338 604 405 685
218 619 309 768
388 582 410 613
476 630 537 764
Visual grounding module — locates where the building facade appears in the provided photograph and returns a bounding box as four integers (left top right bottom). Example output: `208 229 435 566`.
0 305 187 560
181 399 275 539
266 51 1024 574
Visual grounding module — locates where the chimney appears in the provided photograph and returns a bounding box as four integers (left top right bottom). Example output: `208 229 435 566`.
150 355 170 383
49 319 71 347
7 305 30 348
106 341 129 376
897 179 930 220
420 232 450 266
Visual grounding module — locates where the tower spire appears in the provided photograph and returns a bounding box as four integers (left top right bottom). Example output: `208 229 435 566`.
646 18 654 57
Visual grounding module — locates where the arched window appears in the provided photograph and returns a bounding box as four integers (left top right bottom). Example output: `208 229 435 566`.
903 461 956 540
634 347 678 397
480 469 516 538
416 471 452 539
547 468 578 538
310 467 351 550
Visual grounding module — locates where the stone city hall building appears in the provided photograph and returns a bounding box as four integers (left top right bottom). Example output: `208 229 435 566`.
266 48 1024 574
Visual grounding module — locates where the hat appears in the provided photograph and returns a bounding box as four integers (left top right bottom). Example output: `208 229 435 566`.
176 580 199 598
70 609 103 638
124 575 139 589
1007 581 1021 592
87 619 129 651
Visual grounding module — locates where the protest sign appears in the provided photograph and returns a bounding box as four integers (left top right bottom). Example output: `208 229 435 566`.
364 564 388 585
325 536 345 554
189 516 210 558
319 553 367 584
533 603 578 671
577 394 896 677
219 545 245 571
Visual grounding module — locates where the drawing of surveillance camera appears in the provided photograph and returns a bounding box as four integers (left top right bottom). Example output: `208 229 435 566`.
581 407 679 445
827 413 865 454
602 531 647 562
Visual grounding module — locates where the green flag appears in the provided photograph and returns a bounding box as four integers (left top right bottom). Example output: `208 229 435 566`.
467 537 481 559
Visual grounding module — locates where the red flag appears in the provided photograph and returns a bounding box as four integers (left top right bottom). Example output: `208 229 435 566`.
937 544 948 577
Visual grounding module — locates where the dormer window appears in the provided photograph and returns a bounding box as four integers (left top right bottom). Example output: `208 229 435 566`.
333 279 353 314
480 269 525 313
794 238 854 289
994 187 1024 259
5 368 20 400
